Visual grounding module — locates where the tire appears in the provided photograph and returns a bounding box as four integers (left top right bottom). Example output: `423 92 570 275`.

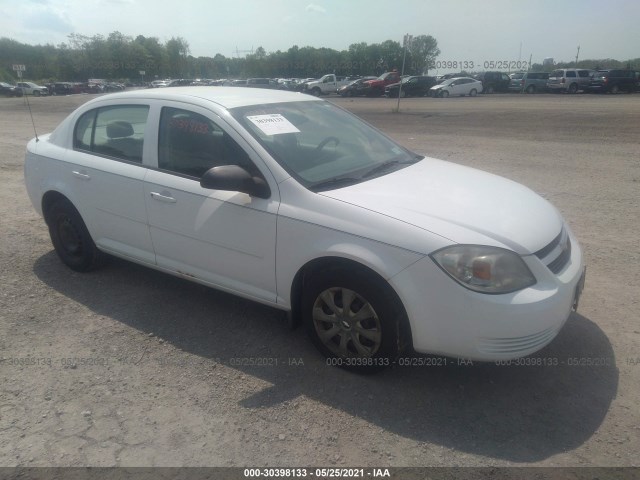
311 87 321 96
45 198 106 272
526 85 535 94
611 85 619 94
34 91 41 97
400 90 406 98
568 83 578 94
486 86 494 94
302 266 406 373
469 89 477 97
441 90 449 98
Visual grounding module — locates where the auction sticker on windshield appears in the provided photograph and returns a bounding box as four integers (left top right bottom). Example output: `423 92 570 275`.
247 114 300 135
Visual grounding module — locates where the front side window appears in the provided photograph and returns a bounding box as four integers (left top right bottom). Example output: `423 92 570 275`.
231 101 420 191
74 105 149 163
158 107 256 178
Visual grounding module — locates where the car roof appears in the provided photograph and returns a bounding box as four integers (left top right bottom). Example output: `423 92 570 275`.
96 87 321 109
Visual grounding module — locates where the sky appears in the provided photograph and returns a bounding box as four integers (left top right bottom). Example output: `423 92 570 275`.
2 0 639 71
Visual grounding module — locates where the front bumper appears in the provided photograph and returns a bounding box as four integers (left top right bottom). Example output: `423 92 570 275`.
389 228 585 361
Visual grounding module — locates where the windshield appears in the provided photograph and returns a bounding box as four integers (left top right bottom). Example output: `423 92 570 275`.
231 101 420 191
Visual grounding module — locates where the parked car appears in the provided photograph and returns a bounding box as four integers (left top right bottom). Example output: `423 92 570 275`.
588 70 638 93
16 81 49 96
430 77 483 97
362 71 402 96
337 77 377 97
45 82 74 96
474 71 511 93
247 78 278 89
508 72 550 93
24 87 585 372
302 74 351 96
0 82 24 97
385 76 438 97
547 69 595 94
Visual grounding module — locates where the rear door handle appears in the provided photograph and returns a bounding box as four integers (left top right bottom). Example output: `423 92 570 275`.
72 170 91 180
150 191 177 203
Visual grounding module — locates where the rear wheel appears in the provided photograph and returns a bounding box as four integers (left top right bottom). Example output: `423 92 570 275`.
611 85 619 94
526 85 535 94
303 267 406 373
45 198 106 272
568 83 578 94
486 86 494 94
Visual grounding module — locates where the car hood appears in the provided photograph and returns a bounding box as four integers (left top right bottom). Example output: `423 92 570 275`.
320 158 563 255
430 84 446 89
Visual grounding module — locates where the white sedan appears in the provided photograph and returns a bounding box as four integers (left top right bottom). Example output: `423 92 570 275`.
430 77 483 97
24 88 585 372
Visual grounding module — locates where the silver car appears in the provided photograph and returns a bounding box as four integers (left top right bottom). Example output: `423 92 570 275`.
547 69 594 94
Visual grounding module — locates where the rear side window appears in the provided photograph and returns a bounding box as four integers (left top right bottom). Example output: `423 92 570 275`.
566 71 576 77
550 70 563 78
74 105 149 163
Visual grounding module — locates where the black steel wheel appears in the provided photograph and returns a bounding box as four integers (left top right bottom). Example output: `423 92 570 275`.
45 198 106 272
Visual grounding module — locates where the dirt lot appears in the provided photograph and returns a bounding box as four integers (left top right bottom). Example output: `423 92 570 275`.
0 92 639 468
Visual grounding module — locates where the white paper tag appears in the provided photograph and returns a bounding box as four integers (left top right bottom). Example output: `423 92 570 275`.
247 114 300 135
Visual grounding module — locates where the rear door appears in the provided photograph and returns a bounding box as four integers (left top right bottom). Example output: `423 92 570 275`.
65 103 155 264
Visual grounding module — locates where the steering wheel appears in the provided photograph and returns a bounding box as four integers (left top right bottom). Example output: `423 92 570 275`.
315 136 340 153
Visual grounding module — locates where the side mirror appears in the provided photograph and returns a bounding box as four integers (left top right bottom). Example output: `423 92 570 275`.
200 165 270 199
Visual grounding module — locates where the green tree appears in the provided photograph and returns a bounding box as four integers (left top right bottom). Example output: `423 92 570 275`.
409 35 440 74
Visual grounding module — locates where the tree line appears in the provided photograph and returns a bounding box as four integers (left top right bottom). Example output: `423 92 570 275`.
0 32 440 83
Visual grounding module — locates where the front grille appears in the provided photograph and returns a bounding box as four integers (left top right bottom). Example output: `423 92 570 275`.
535 227 572 274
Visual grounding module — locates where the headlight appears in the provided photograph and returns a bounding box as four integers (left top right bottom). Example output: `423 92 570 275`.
430 245 536 294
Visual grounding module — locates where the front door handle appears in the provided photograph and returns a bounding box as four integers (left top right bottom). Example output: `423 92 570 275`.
72 170 91 180
150 191 177 203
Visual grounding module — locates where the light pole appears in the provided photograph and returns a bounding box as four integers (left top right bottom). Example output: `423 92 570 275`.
397 34 412 112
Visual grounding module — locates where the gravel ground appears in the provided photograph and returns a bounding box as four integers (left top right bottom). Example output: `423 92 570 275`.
0 92 638 468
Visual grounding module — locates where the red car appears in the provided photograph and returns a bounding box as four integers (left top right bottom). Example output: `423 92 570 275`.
362 71 401 96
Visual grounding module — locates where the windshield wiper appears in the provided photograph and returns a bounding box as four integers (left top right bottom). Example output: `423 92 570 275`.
361 157 418 179
309 177 362 192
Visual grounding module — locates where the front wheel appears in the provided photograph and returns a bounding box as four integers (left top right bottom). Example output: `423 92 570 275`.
526 85 535 94
440 90 449 98
568 83 578 94
45 198 106 272
611 85 619 94
469 88 477 97
303 267 405 373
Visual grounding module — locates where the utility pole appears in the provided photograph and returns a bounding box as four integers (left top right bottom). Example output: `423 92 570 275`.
575 46 580 66
396 34 412 112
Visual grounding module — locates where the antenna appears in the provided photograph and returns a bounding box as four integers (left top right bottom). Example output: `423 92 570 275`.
14 64 39 142
23 89 39 142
